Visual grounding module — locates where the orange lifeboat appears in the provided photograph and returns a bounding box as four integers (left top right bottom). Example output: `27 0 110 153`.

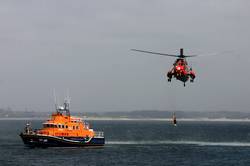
20 99 104 147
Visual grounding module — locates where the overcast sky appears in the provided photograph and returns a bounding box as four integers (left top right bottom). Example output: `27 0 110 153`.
0 0 250 112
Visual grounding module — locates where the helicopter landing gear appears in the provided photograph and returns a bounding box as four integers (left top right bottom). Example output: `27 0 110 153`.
167 72 172 82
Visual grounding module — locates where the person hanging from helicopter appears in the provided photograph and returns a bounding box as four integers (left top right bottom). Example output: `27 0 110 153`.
172 113 177 126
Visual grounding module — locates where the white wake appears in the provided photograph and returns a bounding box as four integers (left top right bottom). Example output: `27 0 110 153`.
106 140 250 147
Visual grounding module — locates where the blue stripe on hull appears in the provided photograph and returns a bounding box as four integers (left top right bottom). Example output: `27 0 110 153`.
20 133 105 147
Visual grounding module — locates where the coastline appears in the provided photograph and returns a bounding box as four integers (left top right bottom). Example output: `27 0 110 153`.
1 117 250 122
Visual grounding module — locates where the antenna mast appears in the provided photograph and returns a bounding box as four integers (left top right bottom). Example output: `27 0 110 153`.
53 89 58 112
64 89 70 116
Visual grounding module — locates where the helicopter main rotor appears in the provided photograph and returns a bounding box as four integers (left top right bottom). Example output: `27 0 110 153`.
131 48 197 58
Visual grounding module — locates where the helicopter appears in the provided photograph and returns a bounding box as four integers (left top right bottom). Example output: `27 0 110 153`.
131 48 196 87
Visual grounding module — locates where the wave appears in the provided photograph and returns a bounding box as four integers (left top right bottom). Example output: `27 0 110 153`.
106 140 250 147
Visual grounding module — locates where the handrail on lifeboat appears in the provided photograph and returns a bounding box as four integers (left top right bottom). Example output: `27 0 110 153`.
94 131 104 138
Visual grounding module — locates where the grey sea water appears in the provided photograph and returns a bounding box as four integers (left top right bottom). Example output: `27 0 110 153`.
1 120 250 166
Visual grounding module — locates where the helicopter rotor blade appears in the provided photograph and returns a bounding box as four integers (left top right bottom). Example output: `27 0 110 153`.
183 55 198 57
131 49 179 57
197 50 235 57
131 49 198 58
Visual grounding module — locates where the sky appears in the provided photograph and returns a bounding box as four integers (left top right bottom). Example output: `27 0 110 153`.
0 0 250 112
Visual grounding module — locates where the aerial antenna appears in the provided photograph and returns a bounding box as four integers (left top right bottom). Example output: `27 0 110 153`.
64 89 70 116
53 88 58 111
66 89 70 104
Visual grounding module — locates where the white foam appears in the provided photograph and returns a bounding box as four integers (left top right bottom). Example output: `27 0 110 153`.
106 140 250 147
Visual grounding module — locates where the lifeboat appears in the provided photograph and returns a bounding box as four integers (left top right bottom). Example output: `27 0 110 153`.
19 99 104 147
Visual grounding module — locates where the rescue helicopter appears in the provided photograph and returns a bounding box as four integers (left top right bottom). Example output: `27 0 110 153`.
131 48 196 87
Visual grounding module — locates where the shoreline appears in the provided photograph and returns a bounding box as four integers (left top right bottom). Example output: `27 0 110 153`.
1 117 250 122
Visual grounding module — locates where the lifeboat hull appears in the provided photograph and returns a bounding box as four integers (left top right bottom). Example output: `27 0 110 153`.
20 133 105 147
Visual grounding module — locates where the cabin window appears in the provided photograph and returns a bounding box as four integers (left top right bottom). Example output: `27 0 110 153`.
73 126 75 130
76 126 79 130
46 124 50 128
66 125 68 129
62 125 64 128
58 125 61 128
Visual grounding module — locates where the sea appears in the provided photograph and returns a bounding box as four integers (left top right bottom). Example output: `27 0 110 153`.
1 120 250 166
